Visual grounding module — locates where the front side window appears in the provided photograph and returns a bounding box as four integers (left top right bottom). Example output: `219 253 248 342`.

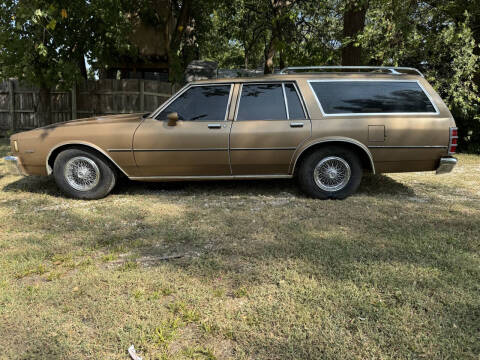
309 81 437 115
157 85 231 121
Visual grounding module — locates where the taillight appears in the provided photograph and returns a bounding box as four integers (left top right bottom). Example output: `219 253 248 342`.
448 127 458 155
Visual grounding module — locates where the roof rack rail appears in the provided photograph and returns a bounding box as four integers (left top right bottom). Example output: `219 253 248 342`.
278 66 424 77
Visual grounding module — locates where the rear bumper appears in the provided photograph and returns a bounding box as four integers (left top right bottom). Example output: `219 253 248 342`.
3 156 26 176
436 157 457 175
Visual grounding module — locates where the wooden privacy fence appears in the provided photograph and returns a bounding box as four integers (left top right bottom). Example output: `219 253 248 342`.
0 79 180 131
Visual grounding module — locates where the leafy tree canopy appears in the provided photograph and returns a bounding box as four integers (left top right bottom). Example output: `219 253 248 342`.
0 0 133 89
0 0 478 149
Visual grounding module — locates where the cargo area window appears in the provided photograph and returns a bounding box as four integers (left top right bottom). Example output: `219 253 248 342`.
309 80 437 115
156 85 231 121
236 83 306 121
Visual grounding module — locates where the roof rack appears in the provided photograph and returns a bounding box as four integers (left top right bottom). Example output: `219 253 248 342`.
278 66 424 77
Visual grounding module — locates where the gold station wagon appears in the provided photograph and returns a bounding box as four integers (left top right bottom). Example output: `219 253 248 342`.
5 66 458 200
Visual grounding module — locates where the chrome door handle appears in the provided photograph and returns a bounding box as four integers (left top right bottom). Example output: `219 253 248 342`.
290 122 304 128
208 123 222 129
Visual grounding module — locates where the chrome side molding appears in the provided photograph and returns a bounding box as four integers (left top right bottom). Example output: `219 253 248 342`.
129 174 293 181
436 157 457 175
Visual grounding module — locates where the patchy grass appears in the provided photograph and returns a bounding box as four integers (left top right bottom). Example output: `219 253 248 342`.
0 139 479 359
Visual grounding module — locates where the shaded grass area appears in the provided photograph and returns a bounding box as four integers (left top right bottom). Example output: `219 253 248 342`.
0 139 479 359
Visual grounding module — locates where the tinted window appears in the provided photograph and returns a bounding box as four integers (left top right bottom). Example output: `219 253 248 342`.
237 84 287 120
157 85 231 121
285 83 306 119
310 81 436 114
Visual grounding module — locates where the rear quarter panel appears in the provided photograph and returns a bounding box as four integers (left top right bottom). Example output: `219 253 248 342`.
294 76 455 174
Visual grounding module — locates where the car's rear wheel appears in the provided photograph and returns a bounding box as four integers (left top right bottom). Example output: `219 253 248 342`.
53 148 116 199
297 146 363 199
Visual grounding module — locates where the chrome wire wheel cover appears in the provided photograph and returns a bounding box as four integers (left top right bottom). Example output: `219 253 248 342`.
313 156 351 192
64 156 100 192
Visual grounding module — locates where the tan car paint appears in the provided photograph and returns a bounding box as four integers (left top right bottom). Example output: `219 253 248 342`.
132 117 231 176
9 72 456 179
11 114 142 177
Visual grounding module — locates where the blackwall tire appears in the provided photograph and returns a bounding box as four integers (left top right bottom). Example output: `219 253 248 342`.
297 146 363 199
53 148 116 200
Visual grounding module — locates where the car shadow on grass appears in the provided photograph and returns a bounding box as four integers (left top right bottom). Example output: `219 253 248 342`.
2 175 64 197
357 174 415 196
2 173 416 198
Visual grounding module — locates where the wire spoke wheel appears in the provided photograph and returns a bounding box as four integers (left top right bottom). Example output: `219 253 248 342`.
313 156 351 192
63 156 100 192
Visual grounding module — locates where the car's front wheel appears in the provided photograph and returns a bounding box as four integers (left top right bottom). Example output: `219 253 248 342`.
297 146 363 199
53 148 116 199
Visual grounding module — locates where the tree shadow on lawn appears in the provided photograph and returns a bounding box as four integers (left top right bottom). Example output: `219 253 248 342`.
3 173 415 198
130 196 478 359
1 174 478 359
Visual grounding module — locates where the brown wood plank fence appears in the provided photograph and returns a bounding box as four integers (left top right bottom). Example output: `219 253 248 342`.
0 79 180 131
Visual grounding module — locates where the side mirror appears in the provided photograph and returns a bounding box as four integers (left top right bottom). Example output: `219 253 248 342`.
167 112 179 126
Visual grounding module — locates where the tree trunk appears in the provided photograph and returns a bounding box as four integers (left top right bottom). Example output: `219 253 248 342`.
279 49 285 70
473 29 480 90
264 35 276 74
167 0 193 83
263 0 290 74
342 1 368 66
37 87 51 126
264 18 282 74
181 20 197 68
78 56 88 80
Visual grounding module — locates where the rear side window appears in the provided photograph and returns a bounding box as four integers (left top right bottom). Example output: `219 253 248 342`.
157 85 231 121
236 82 306 120
309 81 437 115
237 84 287 120
284 83 306 119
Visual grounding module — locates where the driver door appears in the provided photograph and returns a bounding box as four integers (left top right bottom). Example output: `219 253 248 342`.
133 84 233 177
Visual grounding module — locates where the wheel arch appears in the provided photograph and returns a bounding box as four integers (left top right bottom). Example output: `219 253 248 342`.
291 138 375 175
46 141 129 177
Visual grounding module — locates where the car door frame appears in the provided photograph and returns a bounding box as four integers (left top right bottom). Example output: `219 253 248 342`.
228 80 312 175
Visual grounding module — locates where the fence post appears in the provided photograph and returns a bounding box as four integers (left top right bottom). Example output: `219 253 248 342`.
32 91 37 129
8 80 15 130
71 84 77 120
140 79 145 112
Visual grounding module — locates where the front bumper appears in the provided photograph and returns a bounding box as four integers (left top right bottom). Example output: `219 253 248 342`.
436 157 457 175
3 156 25 176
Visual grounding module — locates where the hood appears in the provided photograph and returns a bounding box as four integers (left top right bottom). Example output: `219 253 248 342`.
40 113 146 129
11 113 147 141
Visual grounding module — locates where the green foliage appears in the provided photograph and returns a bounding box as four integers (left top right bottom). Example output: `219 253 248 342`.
0 0 133 88
360 1 480 151
426 17 480 152
197 0 340 70
199 0 479 150
0 0 479 150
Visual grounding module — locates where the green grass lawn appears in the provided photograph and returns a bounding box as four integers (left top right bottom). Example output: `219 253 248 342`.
0 138 479 359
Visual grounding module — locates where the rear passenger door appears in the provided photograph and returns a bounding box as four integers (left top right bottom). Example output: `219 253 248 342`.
229 82 311 175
